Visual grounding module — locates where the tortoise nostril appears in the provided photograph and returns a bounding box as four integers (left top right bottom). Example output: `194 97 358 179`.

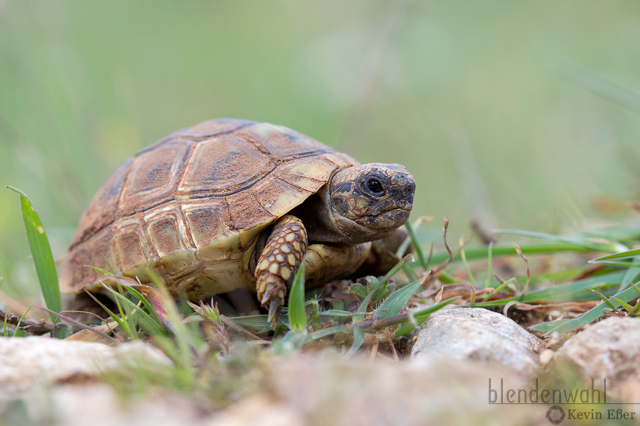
405 182 415 195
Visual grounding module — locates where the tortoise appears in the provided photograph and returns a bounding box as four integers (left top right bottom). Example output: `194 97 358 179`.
60 118 415 323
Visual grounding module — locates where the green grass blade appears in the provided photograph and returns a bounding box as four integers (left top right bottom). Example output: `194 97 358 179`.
459 239 477 286
86 265 115 276
374 278 423 319
618 259 640 293
484 242 493 288
83 289 128 330
304 325 346 343
116 282 165 331
541 283 640 335
610 298 634 313
589 249 640 263
318 310 364 317
426 241 594 266
228 315 272 332
393 297 458 338
494 229 626 252
469 270 627 307
7 186 61 321
101 284 165 336
531 318 572 332
288 263 306 333
405 221 427 269
346 325 364 356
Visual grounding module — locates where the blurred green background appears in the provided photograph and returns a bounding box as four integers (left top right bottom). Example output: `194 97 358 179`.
1 0 640 298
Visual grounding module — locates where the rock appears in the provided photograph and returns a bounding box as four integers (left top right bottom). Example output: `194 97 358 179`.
0 337 170 395
215 395 305 426
4 384 226 426
267 355 537 426
410 307 541 376
557 316 640 402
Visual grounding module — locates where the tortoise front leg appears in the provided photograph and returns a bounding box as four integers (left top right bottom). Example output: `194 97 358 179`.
303 242 371 288
255 215 308 327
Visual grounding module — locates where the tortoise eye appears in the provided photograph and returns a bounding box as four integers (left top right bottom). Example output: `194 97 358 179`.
366 178 385 195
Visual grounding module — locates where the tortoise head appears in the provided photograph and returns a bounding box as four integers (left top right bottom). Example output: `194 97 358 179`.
322 163 415 244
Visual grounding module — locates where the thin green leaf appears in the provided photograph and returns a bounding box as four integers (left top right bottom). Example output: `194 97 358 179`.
494 229 626 252
116 282 137 338
83 289 128 331
375 278 424 319
587 260 640 268
118 283 165 331
107 283 132 338
402 262 420 282
426 241 594 266
543 283 640 335
318 310 364 317
288 263 306 333
610 298 634 313
484 242 493 288
304 325 346 343
590 248 640 263
480 277 515 302
7 186 61 321
531 318 572 332
101 284 165 336
588 288 618 311
228 315 272 332
393 297 458 338
86 265 115 276
346 325 364 356
470 270 627 307
12 306 32 339
405 221 427 269
380 254 413 287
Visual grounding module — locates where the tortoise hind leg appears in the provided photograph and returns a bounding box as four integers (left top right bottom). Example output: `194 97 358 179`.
255 215 308 327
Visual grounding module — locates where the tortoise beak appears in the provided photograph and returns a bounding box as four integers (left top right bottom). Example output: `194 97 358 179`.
390 174 415 210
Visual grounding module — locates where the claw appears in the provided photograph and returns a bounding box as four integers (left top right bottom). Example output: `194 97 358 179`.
268 297 281 329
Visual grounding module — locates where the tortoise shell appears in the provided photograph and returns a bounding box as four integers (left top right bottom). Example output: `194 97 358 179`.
60 118 358 300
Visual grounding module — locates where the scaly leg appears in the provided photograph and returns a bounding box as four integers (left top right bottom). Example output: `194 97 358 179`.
255 215 307 327
303 242 371 287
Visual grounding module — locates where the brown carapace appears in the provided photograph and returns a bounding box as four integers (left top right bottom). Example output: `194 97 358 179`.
61 119 415 324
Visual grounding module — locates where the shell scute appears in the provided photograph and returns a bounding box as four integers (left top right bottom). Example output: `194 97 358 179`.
120 141 191 217
181 199 230 248
274 156 337 193
225 189 276 231
243 122 328 158
250 177 311 217
178 135 273 195
111 218 150 272
146 208 188 257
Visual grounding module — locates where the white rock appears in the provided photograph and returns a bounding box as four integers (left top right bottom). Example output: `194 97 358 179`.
557 316 640 401
0 337 170 396
410 307 541 376
268 355 535 426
